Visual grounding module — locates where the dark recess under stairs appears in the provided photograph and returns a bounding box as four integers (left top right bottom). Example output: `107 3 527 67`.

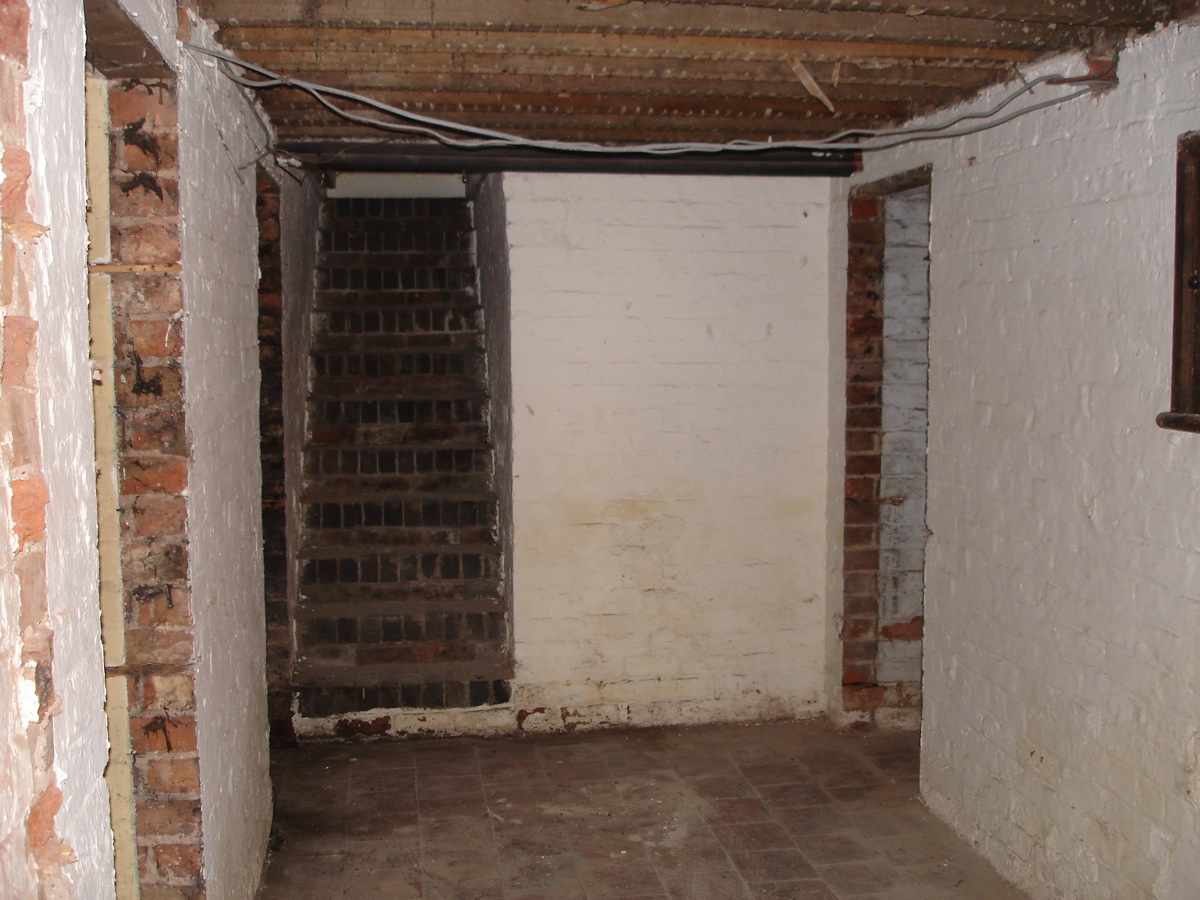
294 196 511 720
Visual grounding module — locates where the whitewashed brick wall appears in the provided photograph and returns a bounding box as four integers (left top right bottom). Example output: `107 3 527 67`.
877 187 929 690
179 19 272 898
28 1 114 894
852 19 1200 898
506 173 835 729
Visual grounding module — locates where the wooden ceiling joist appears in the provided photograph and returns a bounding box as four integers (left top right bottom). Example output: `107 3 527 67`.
220 27 1054 63
200 0 1166 32
253 69 989 104
193 0 1179 160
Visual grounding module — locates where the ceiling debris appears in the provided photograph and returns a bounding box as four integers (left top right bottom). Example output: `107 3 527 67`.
787 57 837 114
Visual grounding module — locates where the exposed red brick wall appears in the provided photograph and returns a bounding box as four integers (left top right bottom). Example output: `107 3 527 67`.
843 170 929 727
106 78 205 897
0 0 74 886
843 190 885 713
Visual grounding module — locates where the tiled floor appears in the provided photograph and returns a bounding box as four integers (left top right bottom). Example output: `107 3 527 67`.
259 719 1026 899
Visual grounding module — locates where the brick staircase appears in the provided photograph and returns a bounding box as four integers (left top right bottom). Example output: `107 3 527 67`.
294 197 511 719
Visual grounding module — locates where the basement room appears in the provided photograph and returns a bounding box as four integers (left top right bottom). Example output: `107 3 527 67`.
2 1 1200 898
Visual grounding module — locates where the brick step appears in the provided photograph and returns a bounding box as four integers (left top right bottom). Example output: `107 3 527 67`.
302 482 494 504
295 653 510 686
299 531 499 549
313 305 482 335
304 482 496 504
295 592 505 619
314 289 478 309
304 458 492 487
297 580 504 606
319 221 471 235
312 328 484 350
320 220 472 239
300 541 498 562
293 675 512 718
308 422 490 446
308 374 487 399
318 266 474 294
322 200 472 223
296 648 509 685
310 334 484 355
304 442 493 467
300 549 500 583
319 228 472 253
297 604 506 644
304 496 496 527
306 402 489 428
309 350 485 380
309 398 486 429
296 644 508 680
319 223 472 243
320 250 475 270
302 527 498 553
322 206 472 224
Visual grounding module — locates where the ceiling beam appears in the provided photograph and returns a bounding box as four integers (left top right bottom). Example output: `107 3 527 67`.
268 109 907 142
199 0 1166 31
252 68 991 102
277 139 860 177
217 28 1051 66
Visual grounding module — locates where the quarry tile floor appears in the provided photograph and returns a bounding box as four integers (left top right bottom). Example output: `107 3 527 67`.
258 719 1027 900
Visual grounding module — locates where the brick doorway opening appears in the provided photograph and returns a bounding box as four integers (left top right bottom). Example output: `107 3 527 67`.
842 170 932 729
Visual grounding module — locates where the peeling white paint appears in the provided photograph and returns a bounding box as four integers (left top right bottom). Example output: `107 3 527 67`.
27 0 115 895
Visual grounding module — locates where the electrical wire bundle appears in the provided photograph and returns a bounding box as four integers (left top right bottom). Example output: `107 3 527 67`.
183 42 1116 158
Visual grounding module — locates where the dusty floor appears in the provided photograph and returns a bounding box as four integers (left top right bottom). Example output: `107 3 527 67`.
259 718 1026 899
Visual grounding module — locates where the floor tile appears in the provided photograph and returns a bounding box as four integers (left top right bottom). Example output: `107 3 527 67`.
701 797 775 825
730 849 819 884
711 821 796 854
578 856 667 897
815 859 901 896
657 866 749 899
758 782 834 809
793 832 880 865
773 806 856 838
257 720 1029 900
750 881 838 899
498 851 583 893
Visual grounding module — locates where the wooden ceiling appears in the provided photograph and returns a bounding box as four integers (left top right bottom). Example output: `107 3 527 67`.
196 0 1179 162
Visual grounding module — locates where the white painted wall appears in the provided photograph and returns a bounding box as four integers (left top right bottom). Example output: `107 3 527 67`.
28 1 115 894
877 187 929 699
179 20 272 899
506 173 834 729
1 26 44 898
851 18 1200 898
